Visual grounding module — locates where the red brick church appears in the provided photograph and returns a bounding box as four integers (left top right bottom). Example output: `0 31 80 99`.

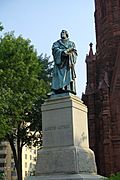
82 0 120 176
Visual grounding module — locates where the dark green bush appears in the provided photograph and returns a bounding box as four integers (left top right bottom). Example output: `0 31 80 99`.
0 172 5 180
107 172 120 180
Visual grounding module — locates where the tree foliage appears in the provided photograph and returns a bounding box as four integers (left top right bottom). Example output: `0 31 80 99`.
0 32 52 179
0 22 4 31
107 172 120 180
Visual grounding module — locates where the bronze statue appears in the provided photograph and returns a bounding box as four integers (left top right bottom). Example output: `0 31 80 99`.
51 30 77 95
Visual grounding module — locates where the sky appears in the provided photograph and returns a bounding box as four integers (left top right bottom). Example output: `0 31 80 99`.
0 0 96 97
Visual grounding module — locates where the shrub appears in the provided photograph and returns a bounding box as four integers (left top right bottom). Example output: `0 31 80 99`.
107 172 120 180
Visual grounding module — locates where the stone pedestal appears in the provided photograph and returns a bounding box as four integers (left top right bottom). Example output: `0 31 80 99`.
28 94 103 180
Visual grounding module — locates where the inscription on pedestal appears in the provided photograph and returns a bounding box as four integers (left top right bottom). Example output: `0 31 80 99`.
43 123 73 147
44 124 70 131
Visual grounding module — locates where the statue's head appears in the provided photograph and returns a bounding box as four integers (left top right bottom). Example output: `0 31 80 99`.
60 30 69 39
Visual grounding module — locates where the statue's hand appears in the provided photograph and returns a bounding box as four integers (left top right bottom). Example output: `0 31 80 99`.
67 48 74 52
62 51 69 56
63 49 73 55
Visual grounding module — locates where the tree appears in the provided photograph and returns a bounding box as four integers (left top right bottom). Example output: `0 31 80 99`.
0 32 52 180
0 22 4 31
0 172 5 180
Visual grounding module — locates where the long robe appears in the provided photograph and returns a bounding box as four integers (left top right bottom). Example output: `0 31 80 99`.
51 39 77 93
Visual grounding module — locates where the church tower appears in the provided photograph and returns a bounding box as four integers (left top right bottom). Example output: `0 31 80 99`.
83 0 120 176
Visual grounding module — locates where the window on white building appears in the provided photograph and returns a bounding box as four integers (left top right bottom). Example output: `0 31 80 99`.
25 162 27 168
25 171 27 176
25 154 27 159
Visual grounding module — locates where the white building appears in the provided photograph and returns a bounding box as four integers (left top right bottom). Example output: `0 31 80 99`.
22 145 37 179
0 141 38 180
